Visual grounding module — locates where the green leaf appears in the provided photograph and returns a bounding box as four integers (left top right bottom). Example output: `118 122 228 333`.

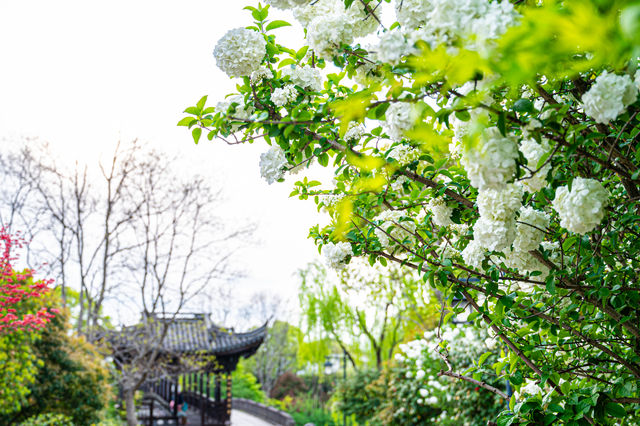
266 20 291 31
478 351 492 366
513 98 534 113
454 109 471 121
266 42 280 57
546 276 556 295
497 112 506 136
605 402 626 418
177 117 196 127
192 128 202 144
443 311 455 325
296 46 309 60
196 95 207 111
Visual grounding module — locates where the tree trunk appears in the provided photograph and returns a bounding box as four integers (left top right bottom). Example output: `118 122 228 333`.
124 387 138 426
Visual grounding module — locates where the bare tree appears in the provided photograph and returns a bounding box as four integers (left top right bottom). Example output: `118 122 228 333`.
1 138 254 425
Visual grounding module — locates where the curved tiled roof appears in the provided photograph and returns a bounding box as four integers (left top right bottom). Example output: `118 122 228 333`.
111 313 267 359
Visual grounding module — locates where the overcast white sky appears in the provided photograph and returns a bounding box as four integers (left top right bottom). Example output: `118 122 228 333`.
0 1 328 325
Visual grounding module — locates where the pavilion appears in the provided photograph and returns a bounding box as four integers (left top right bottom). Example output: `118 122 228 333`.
110 313 267 426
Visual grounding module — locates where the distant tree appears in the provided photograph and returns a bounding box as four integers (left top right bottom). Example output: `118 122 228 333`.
244 320 301 397
299 260 430 370
1 303 111 425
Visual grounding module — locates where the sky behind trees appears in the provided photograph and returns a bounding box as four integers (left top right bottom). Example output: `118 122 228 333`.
0 0 324 325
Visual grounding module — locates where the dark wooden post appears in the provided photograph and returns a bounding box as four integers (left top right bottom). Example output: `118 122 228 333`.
200 373 205 425
149 398 154 426
214 374 221 402
226 373 232 419
173 379 178 418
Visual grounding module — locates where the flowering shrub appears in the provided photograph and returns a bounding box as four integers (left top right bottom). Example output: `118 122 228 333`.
182 0 640 423
387 326 503 425
0 228 56 332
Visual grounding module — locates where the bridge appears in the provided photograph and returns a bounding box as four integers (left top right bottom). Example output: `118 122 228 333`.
139 380 295 426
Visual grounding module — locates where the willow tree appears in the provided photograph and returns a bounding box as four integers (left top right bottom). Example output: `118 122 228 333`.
181 0 640 423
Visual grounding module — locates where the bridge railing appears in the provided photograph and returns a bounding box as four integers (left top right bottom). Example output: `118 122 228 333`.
232 398 295 426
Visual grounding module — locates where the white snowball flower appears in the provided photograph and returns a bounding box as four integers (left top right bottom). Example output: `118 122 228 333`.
517 379 543 399
461 239 485 269
307 14 354 58
385 103 418 141
215 95 254 131
581 71 638 124
376 29 412 64
323 241 353 270
394 0 430 30
473 216 517 252
415 369 426 380
214 28 266 78
374 210 416 249
426 396 438 405
519 138 551 193
265 0 308 9
395 0 518 50
635 69 640 91
477 184 523 222
271 84 298 107
250 66 273 84
344 122 365 142
503 248 548 279
552 178 609 234
468 0 520 51
282 66 323 91
293 0 338 28
513 207 550 252
418 388 429 398
460 127 519 190
390 175 409 193
259 146 288 184
346 1 380 38
426 196 453 227
387 143 422 166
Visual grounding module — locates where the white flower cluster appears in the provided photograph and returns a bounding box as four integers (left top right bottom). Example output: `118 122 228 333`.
265 0 308 9
513 207 549 252
477 185 523 221
250 66 273 84
323 241 353 270
214 28 266 78
394 0 519 51
259 146 288 184
426 196 453 227
297 0 379 58
374 210 416 248
473 184 522 252
271 84 298 107
385 102 418 141
519 138 551 193
323 193 346 210
461 239 485 269
581 71 638 124
215 95 254 131
387 143 422 166
389 175 410 193
473 216 517 252
552 178 609 234
376 29 413 64
461 127 519 191
343 122 366 142
282 66 323 91
514 379 543 400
